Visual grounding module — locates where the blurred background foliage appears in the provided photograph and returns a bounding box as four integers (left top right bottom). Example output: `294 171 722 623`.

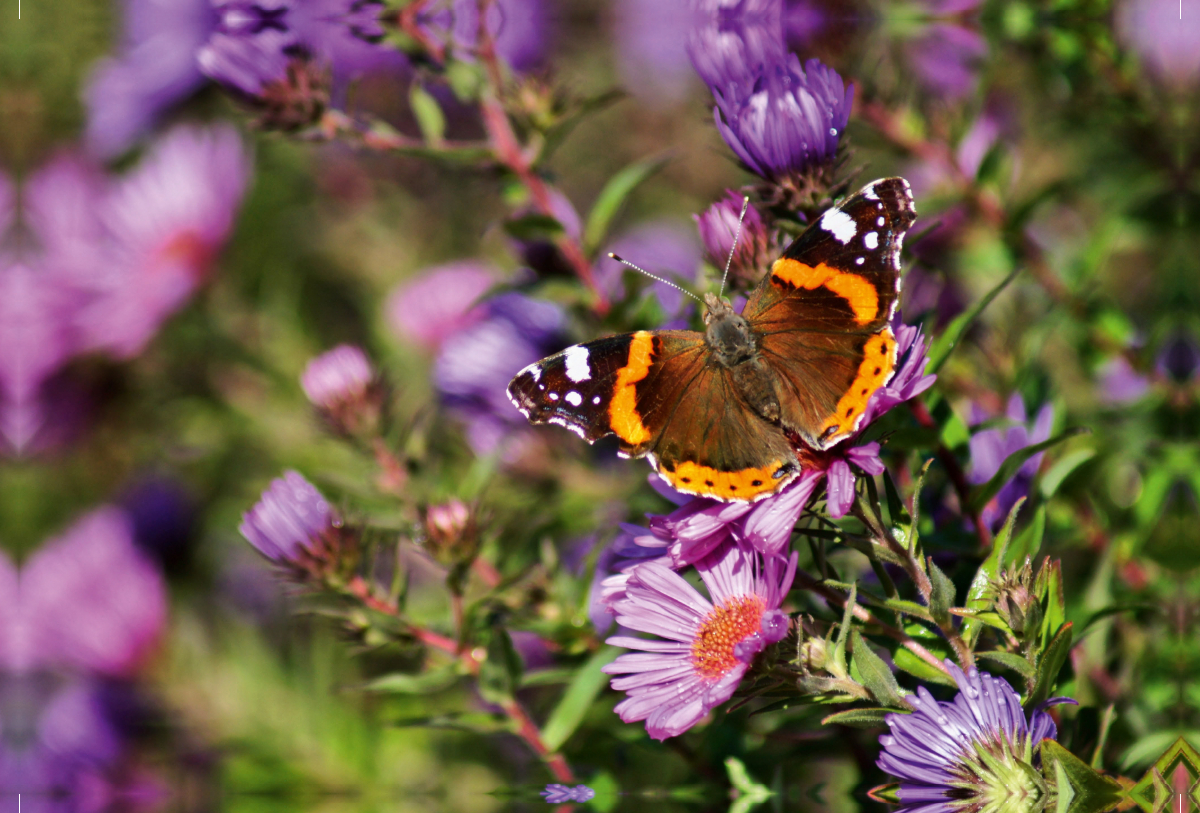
2 0 1199 811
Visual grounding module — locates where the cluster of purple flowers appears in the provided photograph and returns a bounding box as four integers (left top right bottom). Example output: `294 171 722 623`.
0 125 250 455
0 508 168 802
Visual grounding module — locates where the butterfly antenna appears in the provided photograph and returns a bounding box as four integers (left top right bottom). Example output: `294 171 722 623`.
718 196 751 300
608 253 705 305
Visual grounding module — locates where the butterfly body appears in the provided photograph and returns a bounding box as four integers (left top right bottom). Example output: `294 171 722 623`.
507 178 916 503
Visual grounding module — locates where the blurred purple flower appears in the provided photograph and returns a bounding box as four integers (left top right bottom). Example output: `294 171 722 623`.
239 471 336 563
301 344 375 409
612 0 702 102
694 191 773 288
541 783 596 803
907 22 986 100
85 0 405 155
413 0 551 72
6 507 167 677
433 291 567 453
702 48 852 185
386 262 497 351
966 394 1054 531
602 539 796 740
687 0 788 91
597 222 702 316
1157 331 1200 383
1118 0 1200 86
1098 356 1150 405
878 662 1074 812
82 0 218 158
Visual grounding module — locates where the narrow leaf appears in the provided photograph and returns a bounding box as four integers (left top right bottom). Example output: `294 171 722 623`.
927 266 1021 374
1008 505 1046 568
975 650 1037 679
969 428 1090 513
822 707 904 728
1040 740 1124 813
893 648 957 687
409 83 446 146
1040 448 1095 498
363 666 460 694
961 498 1024 647
583 154 671 254
1024 622 1073 711
540 646 621 752
880 598 934 622
851 630 908 709
883 470 910 527
927 557 956 627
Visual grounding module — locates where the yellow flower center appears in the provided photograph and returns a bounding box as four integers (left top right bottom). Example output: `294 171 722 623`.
690 595 766 679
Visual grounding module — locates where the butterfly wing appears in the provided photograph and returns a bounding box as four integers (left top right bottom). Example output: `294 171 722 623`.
508 330 798 502
742 177 917 449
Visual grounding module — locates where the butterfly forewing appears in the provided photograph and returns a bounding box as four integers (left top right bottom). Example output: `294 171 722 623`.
743 177 915 448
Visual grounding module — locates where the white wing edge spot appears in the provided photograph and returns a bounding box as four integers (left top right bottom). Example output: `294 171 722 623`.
864 231 879 250
820 207 856 244
565 391 583 406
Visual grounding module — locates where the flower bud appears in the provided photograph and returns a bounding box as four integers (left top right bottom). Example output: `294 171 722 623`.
239 471 352 578
694 191 772 290
300 345 386 438
421 499 478 567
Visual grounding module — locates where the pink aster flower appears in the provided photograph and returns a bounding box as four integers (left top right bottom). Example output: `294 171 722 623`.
239 471 336 564
301 344 374 409
385 262 497 351
602 540 796 740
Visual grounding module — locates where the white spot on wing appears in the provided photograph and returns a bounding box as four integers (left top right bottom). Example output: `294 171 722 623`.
856 257 865 265
565 391 582 406
593 395 601 405
877 216 885 226
549 392 560 401
564 345 591 382
864 231 879 250
864 183 879 200
820 207 856 244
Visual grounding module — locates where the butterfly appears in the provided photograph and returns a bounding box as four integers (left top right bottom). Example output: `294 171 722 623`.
507 177 916 502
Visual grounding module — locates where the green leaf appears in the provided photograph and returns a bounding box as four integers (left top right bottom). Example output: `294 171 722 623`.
363 665 460 694
851 630 909 709
883 470 911 527
821 707 904 728
1038 559 1066 644
409 83 446 146
975 650 1037 680
927 557 956 627
831 582 857 678
961 497 1024 647
541 88 625 158
880 598 934 621
927 266 1021 375
1008 505 1046 568
587 771 620 813
893 648 957 687
1024 622 1073 711
502 212 565 242
540 646 621 752
726 758 773 813
478 628 523 705
969 429 1090 513
583 154 671 255
1040 448 1095 498
1040 740 1123 813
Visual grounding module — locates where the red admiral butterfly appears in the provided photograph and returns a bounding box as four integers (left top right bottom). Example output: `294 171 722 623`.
507 178 916 502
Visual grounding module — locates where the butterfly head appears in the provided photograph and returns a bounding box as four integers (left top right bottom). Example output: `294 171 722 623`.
703 292 756 368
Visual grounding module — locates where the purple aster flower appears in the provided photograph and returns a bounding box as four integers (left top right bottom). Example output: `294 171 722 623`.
966 394 1054 531
602 539 796 740
10 507 167 677
612 0 702 103
386 262 497 351
878 662 1075 813
694 191 773 290
704 51 853 186
596 222 702 316
1097 356 1150 405
433 291 567 455
239 471 337 563
541 783 596 803
1118 0 1200 86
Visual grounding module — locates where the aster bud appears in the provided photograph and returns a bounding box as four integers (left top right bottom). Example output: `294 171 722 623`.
421 499 478 568
257 54 332 130
694 191 773 291
300 345 387 438
239 471 355 579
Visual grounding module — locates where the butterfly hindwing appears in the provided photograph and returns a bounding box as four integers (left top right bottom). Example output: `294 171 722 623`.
742 177 915 449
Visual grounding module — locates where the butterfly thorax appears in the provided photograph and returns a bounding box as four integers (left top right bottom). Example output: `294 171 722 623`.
703 293 782 423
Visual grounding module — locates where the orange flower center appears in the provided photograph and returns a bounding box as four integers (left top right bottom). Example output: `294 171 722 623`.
690 594 766 679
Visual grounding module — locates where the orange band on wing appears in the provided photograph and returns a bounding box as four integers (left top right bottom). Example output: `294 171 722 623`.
819 330 897 441
661 460 786 500
771 259 880 325
609 331 655 445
